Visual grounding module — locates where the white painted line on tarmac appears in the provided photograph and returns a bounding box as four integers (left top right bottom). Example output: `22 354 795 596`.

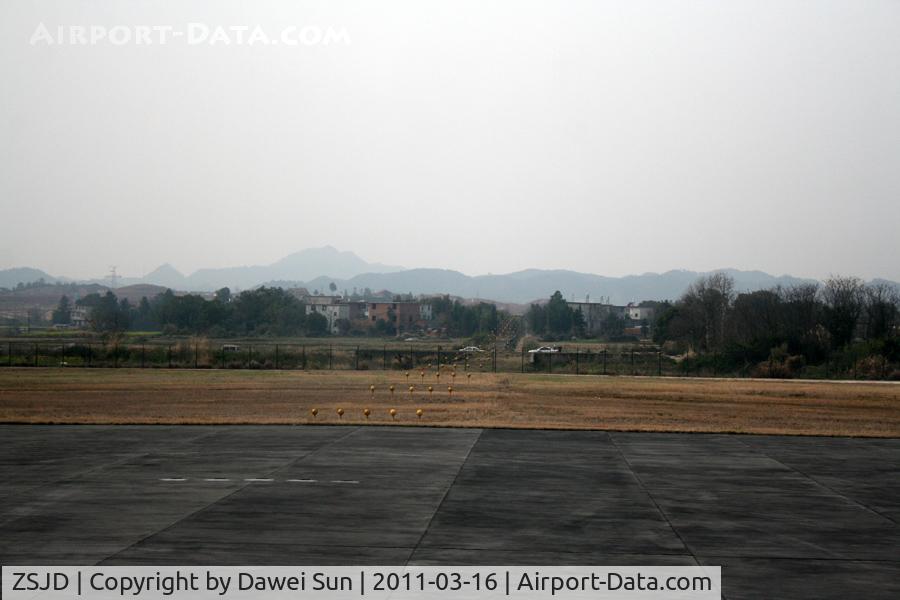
159 477 361 484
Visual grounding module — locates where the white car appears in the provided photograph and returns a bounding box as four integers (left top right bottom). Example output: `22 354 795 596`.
528 346 560 353
458 346 485 353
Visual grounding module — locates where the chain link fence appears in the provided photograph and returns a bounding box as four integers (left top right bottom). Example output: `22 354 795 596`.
1 341 897 380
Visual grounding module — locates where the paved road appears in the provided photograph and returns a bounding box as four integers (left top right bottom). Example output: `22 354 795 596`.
1 425 899 599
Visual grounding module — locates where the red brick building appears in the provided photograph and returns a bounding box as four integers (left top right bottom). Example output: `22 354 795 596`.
365 302 422 333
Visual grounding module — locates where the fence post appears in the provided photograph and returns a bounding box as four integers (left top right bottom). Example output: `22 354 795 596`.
493 347 497 372
194 344 198 369
141 345 146 368
114 344 119 368
603 349 607 375
355 345 359 370
7 342 11 367
658 351 662 376
168 345 173 368
88 344 92 368
409 345 413 369
221 346 225 369
713 352 718 377
521 347 525 373
548 350 552 374
631 349 635 376
437 346 442 370
34 343 38 367
248 345 253 368
329 345 333 370
61 344 65 367
575 348 579 375
302 345 307 369
275 344 279 370
383 345 387 370
883 355 888 380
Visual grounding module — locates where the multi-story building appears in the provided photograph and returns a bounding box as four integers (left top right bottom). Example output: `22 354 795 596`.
69 306 90 328
305 298 366 334
568 301 625 335
365 301 423 333
419 303 433 321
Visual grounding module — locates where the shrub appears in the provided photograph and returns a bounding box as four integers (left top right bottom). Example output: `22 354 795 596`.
751 360 790 379
784 354 806 374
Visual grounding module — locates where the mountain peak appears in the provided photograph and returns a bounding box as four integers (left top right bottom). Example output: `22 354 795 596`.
143 263 186 288
146 263 183 276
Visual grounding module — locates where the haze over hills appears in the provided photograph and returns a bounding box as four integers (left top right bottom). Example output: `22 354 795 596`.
6 246 897 306
286 268 822 305
0 267 57 289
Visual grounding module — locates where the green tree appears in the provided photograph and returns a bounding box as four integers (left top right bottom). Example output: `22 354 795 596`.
52 295 71 324
86 291 129 333
305 311 328 336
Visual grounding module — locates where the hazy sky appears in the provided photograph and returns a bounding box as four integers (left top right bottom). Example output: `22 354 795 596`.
2 0 899 281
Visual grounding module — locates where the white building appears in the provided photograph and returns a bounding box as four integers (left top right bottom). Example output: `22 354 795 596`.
306 302 347 334
626 304 656 322
69 307 90 328
419 303 433 321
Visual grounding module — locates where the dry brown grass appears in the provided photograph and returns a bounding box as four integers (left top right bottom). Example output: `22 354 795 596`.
1 368 899 437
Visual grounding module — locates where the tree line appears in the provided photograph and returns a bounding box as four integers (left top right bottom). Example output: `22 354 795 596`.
53 288 509 339
653 273 899 374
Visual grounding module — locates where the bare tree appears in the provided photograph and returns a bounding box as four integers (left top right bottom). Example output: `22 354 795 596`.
821 276 865 348
863 282 899 341
780 283 824 358
681 272 735 351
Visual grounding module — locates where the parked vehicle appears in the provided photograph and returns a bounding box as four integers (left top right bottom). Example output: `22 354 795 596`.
458 346 485 353
528 346 560 353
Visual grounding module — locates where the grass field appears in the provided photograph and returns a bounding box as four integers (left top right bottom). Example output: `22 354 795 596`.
2 368 899 437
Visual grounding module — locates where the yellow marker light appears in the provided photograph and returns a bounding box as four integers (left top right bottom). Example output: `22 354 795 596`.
363 408 370 419
311 408 319 418
416 408 423 419
389 408 397 420
389 384 395 397
448 386 453 396
337 407 344 418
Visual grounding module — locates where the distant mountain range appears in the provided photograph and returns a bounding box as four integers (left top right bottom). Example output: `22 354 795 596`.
2 247 897 305
279 268 822 305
